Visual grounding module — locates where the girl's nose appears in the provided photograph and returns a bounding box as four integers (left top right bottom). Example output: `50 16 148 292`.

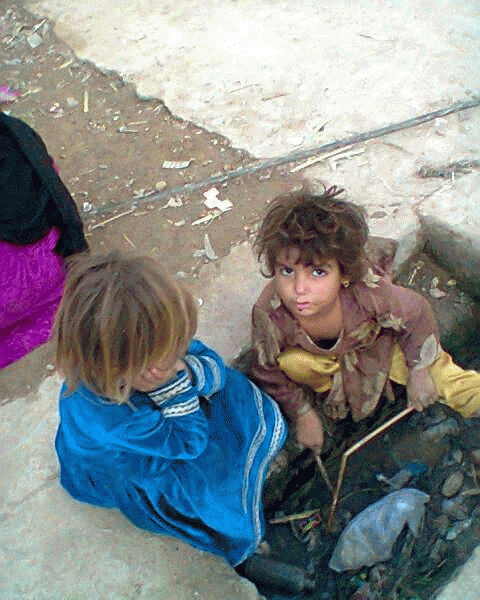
294 273 309 295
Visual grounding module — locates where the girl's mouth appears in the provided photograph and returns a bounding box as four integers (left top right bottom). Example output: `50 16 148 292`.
295 301 311 311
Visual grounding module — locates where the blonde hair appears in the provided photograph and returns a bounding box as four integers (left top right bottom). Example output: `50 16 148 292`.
54 251 197 403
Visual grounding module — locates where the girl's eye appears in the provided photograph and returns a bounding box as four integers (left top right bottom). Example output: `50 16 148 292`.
311 268 326 277
279 266 294 276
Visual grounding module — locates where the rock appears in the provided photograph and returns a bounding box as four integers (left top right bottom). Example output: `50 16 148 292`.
421 417 460 442
441 471 465 498
470 449 480 465
446 518 473 541
442 497 470 521
452 450 463 464
429 539 448 563
433 514 450 537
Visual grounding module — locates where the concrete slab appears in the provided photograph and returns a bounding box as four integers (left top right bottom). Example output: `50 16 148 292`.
26 0 480 158
418 172 480 298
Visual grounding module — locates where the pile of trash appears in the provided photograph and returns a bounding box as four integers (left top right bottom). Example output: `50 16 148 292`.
252 399 480 600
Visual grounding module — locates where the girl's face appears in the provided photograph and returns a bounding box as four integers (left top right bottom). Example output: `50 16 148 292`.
132 352 185 393
274 247 342 322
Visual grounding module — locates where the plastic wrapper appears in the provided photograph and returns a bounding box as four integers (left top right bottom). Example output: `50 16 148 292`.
329 488 430 571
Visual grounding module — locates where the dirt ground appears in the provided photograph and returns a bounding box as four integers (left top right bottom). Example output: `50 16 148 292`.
0 1 305 399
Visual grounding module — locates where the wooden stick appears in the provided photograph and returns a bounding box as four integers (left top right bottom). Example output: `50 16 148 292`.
314 451 334 494
289 145 354 172
326 407 415 531
88 207 136 230
269 508 322 525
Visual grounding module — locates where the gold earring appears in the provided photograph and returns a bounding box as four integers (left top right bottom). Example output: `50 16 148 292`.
342 280 350 288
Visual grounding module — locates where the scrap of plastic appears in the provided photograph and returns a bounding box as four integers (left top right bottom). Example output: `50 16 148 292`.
203 187 233 212
0 85 20 103
329 488 430 572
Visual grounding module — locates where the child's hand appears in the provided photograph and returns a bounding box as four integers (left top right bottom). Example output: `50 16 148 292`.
133 359 186 393
406 367 437 411
294 408 324 450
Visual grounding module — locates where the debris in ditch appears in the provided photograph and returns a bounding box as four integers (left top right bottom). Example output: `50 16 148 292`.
26 32 42 49
441 471 464 498
162 196 183 208
329 488 430 572
0 84 20 103
429 276 447 299
191 212 218 226
445 517 473 541
238 555 316 594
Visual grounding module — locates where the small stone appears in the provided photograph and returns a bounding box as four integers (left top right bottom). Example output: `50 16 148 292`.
452 449 463 464
442 497 469 520
441 471 464 497
45 364 55 371
470 449 480 465
421 417 460 442
432 514 449 536
429 538 448 563
446 518 473 541
155 181 167 191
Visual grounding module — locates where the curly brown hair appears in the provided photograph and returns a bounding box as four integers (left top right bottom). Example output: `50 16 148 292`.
254 184 369 281
54 251 197 403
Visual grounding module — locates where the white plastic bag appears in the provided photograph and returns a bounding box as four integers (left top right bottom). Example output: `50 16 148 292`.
329 488 430 572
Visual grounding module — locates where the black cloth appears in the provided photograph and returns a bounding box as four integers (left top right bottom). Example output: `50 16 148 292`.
0 112 88 257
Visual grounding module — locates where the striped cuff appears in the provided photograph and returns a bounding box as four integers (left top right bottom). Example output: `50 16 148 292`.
148 371 192 406
162 396 200 419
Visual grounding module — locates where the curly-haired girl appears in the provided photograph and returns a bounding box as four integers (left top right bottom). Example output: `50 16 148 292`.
251 184 480 450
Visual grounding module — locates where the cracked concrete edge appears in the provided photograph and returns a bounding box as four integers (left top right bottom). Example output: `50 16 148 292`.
419 212 480 299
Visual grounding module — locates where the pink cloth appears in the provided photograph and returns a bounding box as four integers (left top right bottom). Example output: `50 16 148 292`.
0 228 65 368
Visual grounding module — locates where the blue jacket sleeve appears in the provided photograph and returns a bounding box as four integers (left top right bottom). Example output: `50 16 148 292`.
97 340 226 461
182 338 226 398
103 371 209 460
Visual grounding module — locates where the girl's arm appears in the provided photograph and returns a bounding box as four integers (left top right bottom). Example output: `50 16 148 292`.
251 304 312 422
182 339 226 398
379 281 440 410
105 340 227 461
106 372 210 460
385 282 441 370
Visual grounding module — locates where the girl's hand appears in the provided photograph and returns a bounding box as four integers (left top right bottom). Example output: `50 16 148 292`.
133 359 186 393
294 408 324 450
406 367 437 411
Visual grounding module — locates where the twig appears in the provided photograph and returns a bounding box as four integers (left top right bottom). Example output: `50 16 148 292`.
89 207 136 230
269 508 322 525
326 407 415 532
313 451 334 494
460 488 480 497
122 233 136 248
290 145 354 172
470 464 479 488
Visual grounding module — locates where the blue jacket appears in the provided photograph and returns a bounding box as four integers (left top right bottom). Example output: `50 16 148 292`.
55 339 286 566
